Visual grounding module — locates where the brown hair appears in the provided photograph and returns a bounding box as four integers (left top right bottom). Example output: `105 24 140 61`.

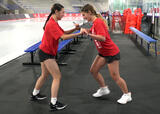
43 3 64 30
81 4 109 30
81 4 97 15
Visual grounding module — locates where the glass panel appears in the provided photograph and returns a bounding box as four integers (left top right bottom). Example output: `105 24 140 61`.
109 0 160 13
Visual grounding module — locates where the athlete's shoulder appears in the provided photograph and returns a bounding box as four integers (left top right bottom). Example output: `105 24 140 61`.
94 18 104 26
94 18 104 24
96 18 103 22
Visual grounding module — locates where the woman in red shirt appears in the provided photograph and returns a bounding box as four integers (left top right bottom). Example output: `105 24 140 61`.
30 3 85 111
81 4 132 104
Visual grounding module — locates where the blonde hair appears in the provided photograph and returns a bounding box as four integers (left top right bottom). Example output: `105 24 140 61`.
96 14 109 30
81 4 109 30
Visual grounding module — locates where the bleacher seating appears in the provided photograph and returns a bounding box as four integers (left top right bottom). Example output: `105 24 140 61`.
15 0 108 13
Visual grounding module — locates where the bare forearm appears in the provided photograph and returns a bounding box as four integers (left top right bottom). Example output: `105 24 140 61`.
64 28 76 34
61 33 82 40
88 33 105 41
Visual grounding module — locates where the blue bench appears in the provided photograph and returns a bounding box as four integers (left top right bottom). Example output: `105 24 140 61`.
23 30 80 65
23 41 41 65
56 39 74 65
58 39 73 52
129 27 157 56
23 39 73 65
73 30 82 43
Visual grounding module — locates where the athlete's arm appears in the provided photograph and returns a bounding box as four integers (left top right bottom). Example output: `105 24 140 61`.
88 33 106 41
64 28 76 34
61 28 85 40
61 32 81 40
64 23 80 34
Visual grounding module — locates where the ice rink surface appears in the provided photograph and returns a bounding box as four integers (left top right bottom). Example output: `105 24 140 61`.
0 18 80 66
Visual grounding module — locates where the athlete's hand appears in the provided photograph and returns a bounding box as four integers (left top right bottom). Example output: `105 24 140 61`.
73 22 80 30
80 28 88 34
85 28 90 33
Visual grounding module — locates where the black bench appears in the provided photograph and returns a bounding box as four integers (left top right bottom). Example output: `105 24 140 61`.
129 27 157 56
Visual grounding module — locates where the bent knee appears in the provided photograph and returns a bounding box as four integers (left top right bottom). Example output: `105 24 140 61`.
40 74 48 79
90 68 97 75
110 72 120 81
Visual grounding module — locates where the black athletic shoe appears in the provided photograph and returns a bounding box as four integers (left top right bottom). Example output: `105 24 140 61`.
49 101 67 111
30 93 47 101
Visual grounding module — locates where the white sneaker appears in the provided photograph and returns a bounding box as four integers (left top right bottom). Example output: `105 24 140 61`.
117 92 132 104
92 86 110 97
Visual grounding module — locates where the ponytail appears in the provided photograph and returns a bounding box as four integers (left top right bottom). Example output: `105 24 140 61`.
43 12 53 30
43 3 64 30
96 14 109 30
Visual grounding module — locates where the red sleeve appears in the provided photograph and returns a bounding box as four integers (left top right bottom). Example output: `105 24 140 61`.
94 20 106 37
49 26 64 40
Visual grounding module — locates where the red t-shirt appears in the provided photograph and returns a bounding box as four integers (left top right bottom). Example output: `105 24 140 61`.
39 17 64 56
90 18 120 56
